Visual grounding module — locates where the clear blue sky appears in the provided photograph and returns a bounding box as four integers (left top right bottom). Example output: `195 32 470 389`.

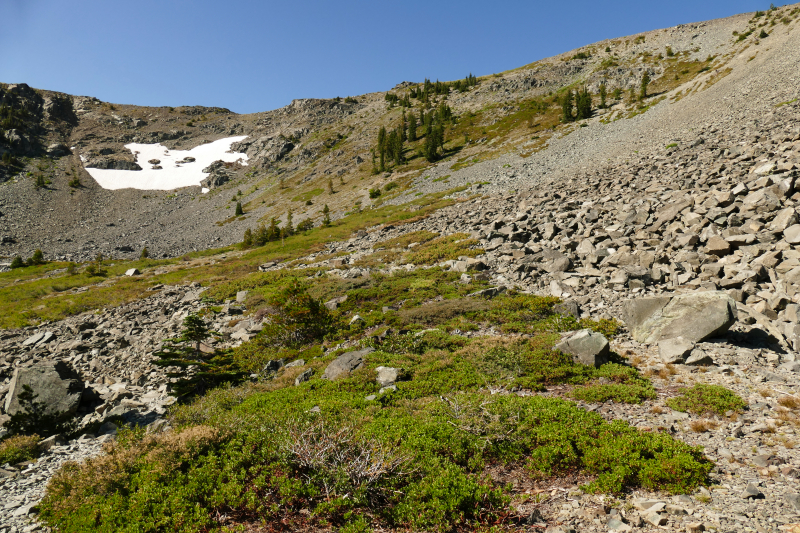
0 0 774 114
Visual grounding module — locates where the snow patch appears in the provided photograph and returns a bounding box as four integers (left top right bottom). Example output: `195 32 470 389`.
83 136 248 191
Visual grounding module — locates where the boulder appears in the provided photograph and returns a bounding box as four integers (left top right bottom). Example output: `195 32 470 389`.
3 361 83 417
658 337 695 364
785 225 800 245
375 366 406 387
555 329 609 368
125 268 140 276
621 291 737 344
322 348 373 380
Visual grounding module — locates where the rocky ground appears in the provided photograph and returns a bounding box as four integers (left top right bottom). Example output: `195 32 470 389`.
3 4 800 532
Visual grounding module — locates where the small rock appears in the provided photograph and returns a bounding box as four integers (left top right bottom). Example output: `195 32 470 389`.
294 368 313 386
741 483 764 499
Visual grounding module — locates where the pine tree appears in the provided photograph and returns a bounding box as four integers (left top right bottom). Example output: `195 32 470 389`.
140 246 149 259
322 204 331 227
285 209 294 236
640 72 650 100
599 83 607 109
401 110 407 142
153 314 245 398
10 256 24 269
242 228 253 248
328 177 334 194
408 113 417 141
254 224 267 246
235 201 244 216
267 218 281 242
561 90 574 122
575 87 592 120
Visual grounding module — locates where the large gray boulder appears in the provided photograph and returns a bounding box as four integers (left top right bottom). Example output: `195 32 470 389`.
621 291 737 344
555 329 609 368
322 348 374 381
3 362 83 417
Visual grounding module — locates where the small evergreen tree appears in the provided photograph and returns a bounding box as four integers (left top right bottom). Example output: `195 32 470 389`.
235 201 244 216
153 314 245 399
242 228 253 248
561 90 574 122
10 256 24 269
140 247 149 259
328 177 334 194
640 72 651 100
267 218 281 242
408 113 417 141
575 87 592 120
28 249 45 266
285 209 294 236
599 83 607 109
322 204 331 227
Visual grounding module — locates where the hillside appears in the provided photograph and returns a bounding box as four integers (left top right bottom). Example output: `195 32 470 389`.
1 4 800 532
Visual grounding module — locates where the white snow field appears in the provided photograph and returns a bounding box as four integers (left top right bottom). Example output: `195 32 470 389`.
83 136 249 191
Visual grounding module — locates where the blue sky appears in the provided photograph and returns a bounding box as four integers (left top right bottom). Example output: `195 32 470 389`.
0 0 773 114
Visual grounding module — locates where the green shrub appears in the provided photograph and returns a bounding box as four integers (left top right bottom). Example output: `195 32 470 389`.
369 188 381 199
27 249 45 266
405 234 482 265
10 255 24 269
0 434 40 465
666 384 746 416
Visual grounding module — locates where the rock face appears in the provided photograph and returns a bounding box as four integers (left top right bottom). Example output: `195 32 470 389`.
322 348 373 380
3 361 83 417
622 291 737 344
555 329 609 368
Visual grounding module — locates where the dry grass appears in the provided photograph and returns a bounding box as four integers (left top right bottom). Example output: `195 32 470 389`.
650 405 667 415
689 419 719 433
759 388 777 398
778 395 800 409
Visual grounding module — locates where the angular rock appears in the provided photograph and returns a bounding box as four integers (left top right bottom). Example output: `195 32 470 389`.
785 224 800 245
294 368 313 386
555 329 609 368
125 268 140 276
375 366 405 387
322 348 373 380
621 291 737 344
658 337 695 364
3 361 83 417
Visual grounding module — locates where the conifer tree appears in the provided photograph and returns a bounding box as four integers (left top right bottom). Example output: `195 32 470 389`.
267 218 280 242
140 247 149 259
408 113 417 141
640 72 650 100
153 313 245 398
242 228 253 248
322 204 331 227
328 177 334 194
254 224 267 246
561 90 575 122
599 83 607 109
575 87 592 120
235 201 244 216
285 209 294 236
401 110 407 142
